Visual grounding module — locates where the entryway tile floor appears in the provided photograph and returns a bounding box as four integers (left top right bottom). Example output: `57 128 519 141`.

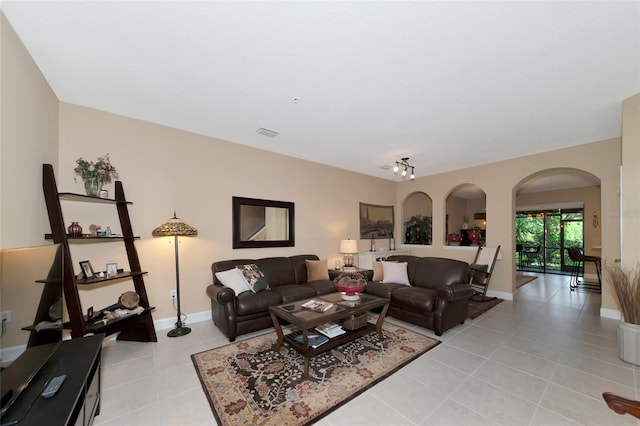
94 274 638 425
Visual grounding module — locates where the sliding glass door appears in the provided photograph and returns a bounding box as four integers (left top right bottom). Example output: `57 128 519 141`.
516 208 584 274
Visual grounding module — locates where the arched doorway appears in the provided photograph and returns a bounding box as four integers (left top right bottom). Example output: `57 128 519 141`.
514 168 601 279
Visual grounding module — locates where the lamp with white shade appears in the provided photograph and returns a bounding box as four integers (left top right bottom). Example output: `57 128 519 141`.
339 239 358 267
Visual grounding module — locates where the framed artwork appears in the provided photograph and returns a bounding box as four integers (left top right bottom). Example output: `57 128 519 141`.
359 203 394 239
79 260 95 279
106 262 118 278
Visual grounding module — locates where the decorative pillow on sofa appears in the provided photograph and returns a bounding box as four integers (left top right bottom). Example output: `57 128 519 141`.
305 259 330 281
373 260 397 281
236 264 269 293
469 263 489 284
381 261 410 285
215 268 251 295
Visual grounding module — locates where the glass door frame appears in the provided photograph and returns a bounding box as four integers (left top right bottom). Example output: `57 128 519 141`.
516 207 584 274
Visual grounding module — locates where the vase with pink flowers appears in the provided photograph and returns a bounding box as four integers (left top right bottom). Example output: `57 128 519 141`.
74 154 119 197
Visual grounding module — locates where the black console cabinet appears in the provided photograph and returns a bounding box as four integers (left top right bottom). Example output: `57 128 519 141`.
0 334 103 426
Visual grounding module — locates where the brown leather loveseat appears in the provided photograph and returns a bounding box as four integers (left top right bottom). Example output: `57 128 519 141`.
365 255 473 336
207 255 349 341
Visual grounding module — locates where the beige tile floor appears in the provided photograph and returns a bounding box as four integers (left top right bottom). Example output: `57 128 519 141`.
94 273 639 425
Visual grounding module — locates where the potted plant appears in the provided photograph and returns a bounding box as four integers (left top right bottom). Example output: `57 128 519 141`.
404 215 432 245
606 263 640 365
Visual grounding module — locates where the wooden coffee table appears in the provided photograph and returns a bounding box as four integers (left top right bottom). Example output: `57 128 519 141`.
269 292 390 375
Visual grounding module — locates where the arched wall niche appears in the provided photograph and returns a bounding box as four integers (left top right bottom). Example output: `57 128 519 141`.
401 191 432 245
445 183 486 246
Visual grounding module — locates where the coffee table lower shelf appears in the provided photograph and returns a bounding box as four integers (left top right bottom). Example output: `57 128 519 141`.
289 321 378 352
269 294 390 376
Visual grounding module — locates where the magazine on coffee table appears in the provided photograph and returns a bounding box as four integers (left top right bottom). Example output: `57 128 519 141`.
301 299 333 312
292 332 329 348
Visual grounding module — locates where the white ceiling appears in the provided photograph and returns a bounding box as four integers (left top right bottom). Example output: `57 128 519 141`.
3 1 639 187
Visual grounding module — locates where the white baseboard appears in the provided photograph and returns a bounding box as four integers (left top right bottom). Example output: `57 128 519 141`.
154 309 212 330
487 289 513 301
600 308 622 321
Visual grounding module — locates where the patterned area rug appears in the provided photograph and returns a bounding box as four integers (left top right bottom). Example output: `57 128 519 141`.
191 319 440 425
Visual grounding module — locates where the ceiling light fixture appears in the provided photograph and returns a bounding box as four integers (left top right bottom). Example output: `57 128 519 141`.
393 157 415 180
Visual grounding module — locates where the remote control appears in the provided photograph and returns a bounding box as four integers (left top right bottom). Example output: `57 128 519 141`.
41 374 66 398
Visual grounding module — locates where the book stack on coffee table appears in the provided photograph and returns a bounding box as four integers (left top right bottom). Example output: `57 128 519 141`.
315 321 346 338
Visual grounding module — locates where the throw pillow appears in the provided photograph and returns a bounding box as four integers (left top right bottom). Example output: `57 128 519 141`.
373 260 397 281
236 264 269 293
381 261 410 285
469 263 489 284
305 259 330 281
215 268 251 295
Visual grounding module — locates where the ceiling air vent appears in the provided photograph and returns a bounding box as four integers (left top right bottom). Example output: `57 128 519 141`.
256 128 279 138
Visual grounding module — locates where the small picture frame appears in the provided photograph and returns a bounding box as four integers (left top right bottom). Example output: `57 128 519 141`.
79 260 95 279
106 262 118 278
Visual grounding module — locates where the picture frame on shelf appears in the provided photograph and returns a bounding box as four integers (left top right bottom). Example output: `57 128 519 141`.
106 262 118 278
79 260 95 279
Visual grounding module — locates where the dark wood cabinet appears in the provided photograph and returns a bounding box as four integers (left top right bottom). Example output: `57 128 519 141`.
42 164 157 342
0 334 103 426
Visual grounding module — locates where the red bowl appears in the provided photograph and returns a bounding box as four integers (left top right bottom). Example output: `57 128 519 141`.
335 284 366 296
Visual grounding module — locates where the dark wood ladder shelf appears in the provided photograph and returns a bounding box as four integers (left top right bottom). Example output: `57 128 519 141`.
42 163 157 342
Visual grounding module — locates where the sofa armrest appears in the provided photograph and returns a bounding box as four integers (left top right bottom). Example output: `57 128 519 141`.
206 283 236 304
437 283 475 301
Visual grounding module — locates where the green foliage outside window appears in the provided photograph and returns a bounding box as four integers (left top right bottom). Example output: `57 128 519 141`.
516 209 584 270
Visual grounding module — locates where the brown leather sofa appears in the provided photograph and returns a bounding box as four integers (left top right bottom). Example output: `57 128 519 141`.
207 255 348 341
207 253 472 341
365 255 473 336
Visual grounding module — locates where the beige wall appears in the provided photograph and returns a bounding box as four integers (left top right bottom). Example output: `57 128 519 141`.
0 13 59 249
56 103 396 320
445 196 467 238
622 93 640 270
0 13 60 349
396 138 621 309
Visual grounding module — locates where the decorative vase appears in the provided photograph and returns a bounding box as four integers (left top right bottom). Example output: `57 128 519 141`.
467 229 482 245
67 222 82 237
334 272 367 301
618 321 640 365
83 177 103 197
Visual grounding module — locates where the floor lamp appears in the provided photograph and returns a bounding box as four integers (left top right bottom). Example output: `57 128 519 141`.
152 212 197 337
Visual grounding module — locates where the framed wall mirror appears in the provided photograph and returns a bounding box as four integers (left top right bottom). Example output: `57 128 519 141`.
232 196 295 248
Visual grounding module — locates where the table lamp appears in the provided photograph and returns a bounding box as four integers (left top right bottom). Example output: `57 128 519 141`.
152 212 197 337
340 239 358 267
